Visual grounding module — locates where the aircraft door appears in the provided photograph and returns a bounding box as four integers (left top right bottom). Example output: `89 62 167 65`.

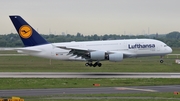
156 44 160 51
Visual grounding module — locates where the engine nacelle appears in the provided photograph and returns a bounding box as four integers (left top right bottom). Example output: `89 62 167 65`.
90 51 105 60
108 53 123 62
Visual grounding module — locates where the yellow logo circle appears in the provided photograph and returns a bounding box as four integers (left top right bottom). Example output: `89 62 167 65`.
19 25 32 38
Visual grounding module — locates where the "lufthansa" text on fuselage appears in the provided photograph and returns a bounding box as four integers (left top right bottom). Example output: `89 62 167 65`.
128 44 155 49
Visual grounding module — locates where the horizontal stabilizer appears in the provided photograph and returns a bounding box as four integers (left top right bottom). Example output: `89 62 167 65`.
0 48 20 51
15 48 42 53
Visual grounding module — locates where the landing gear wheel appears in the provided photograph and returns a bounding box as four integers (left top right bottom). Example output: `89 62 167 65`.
85 62 93 67
89 63 93 67
85 63 89 66
98 63 102 67
93 62 98 67
160 60 164 63
93 62 102 67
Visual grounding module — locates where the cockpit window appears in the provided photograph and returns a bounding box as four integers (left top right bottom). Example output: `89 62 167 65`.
164 45 167 47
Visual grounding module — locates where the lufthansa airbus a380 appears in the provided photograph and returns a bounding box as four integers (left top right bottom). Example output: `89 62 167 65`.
9 15 172 67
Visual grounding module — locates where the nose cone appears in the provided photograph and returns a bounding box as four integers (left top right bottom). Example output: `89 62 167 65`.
167 46 172 53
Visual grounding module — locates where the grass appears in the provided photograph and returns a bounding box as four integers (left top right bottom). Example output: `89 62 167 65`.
45 92 180 98
170 48 180 54
0 55 179 72
0 78 180 89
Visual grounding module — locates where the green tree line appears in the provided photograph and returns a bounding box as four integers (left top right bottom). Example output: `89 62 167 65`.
0 32 179 47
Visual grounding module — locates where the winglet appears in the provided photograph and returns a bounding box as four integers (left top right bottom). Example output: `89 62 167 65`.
9 15 49 47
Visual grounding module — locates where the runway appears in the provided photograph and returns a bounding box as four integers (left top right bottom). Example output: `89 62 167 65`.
0 72 180 98
1 72 180 78
0 85 180 97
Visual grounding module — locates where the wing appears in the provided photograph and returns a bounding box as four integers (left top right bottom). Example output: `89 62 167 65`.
57 46 135 60
57 46 95 59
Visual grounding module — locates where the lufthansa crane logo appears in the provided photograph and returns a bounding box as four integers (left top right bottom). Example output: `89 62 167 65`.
19 25 32 38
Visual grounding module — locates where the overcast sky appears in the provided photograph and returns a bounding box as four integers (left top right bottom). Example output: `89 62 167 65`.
1 0 180 35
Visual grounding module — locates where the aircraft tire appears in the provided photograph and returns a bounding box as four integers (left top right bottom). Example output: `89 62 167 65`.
90 63 93 67
85 63 89 66
98 63 102 67
93 62 98 67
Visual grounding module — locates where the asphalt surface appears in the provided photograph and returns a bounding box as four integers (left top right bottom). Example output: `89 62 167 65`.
1 72 180 78
1 72 180 98
0 85 180 97
45 97 180 100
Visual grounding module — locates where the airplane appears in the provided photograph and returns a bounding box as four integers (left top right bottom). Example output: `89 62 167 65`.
9 15 172 67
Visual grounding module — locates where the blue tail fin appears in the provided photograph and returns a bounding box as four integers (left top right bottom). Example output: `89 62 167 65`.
9 15 49 47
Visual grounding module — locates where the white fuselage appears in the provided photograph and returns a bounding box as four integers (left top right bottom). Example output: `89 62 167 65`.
18 39 172 61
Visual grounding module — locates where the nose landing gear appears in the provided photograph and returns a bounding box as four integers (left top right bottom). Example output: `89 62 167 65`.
160 56 164 63
160 60 164 63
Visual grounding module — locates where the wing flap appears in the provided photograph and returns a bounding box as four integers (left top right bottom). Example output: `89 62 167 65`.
58 46 94 51
57 46 96 59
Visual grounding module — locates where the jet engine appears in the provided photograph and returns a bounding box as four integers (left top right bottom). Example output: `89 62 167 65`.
89 51 106 60
88 51 123 62
108 53 123 62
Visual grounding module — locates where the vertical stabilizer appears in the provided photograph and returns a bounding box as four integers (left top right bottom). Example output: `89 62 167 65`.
9 15 49 47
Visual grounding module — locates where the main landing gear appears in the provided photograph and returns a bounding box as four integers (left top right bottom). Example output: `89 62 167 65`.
85 61 102 67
